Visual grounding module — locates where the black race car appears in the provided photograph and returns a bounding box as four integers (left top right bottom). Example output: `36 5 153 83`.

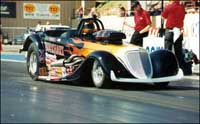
20 18 183 88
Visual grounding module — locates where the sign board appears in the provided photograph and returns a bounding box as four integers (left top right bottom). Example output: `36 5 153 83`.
143 37 164 53
0 2 16 18
183 14 199 59
23 3 60 20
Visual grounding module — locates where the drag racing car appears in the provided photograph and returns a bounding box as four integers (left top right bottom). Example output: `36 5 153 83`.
20 18 183 88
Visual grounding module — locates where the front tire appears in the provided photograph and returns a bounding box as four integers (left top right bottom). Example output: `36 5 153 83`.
91 60 111 88
27 43 40 80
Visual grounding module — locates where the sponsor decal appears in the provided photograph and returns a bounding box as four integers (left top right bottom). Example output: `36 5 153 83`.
143 37 164 53
23 3 60 20
39 67 48 76
191 21 199 37
146 46 164 53
48 4 59 14
0 2 16 18
45 42 64 56
49 67 66 77
24 3 35 13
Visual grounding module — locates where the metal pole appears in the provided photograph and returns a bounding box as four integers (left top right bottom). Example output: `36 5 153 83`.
160 0 164 37
161 0 164 30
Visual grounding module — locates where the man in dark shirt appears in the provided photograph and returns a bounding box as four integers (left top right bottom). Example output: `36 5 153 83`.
130 1 151 47
162 0 185 71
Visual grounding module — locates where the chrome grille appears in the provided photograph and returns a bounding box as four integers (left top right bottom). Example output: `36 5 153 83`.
125 50 152 79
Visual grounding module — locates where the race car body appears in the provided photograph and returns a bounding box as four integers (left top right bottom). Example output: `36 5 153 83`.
20 18 183 88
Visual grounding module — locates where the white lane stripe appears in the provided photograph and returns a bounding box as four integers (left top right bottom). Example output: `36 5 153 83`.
1 59 26 63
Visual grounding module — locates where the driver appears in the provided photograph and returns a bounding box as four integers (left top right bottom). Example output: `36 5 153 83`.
82 20 95 36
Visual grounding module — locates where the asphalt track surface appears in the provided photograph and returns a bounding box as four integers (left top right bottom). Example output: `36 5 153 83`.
1 55 199 123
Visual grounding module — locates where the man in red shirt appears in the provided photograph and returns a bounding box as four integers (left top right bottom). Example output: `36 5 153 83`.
161 0 185 73
130 1 151 46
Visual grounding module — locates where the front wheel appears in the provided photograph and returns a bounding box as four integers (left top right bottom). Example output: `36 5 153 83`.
91 60 111 88
27 43 40 80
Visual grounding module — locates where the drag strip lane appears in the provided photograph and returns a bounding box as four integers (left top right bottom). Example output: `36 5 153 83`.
1 53 26 63
1 61 199 123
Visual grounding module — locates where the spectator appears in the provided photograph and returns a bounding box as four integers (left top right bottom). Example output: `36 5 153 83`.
25 27 30 33
35 21 41 31
46 21 50 25
147 1 162 16
78 6 83 19
161 0 186 74
130 1 152 47
119 4 126 17
89 7 98 18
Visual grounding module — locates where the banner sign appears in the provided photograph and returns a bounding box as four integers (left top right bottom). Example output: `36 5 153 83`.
23 3 60 20
183 14 199 59
0 2 16 18
143 37 164 53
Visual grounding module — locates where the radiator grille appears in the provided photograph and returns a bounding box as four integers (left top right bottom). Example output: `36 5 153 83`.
125 50 152 79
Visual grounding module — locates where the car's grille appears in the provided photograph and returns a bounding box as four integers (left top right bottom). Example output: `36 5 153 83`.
125 50 153 79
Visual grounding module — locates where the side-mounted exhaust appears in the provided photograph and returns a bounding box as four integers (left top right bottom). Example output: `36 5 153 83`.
51 54 84 67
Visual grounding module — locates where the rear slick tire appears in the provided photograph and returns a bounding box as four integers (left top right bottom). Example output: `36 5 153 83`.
27 43 40 80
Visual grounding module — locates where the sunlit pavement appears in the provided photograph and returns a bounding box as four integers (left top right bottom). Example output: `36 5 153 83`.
1 60 199 123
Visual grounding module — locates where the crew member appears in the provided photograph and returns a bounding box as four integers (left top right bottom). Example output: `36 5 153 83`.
130 1 151 47
78 6 83 19
161 0 185 70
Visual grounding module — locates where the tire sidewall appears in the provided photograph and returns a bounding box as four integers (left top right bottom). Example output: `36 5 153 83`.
27 43 39 80
91 60 111 88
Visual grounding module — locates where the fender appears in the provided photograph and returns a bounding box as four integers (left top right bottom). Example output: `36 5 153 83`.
20 34 44 52
150 49 179 78
86 50 133 78
20 33 46 65
65 50 133 82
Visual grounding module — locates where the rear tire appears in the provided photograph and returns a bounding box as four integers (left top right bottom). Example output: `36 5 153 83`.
91 60 111 88
27 43 40 80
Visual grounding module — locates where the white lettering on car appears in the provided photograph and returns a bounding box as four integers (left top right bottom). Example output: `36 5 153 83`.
45 42 64 56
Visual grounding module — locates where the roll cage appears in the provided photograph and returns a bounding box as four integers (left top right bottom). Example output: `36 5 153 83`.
77 18 104 37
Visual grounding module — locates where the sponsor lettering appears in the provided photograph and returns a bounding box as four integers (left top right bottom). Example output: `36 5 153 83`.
23 3 60 20
192 21 199 37
45 42 64 56
146 46 164 53
1 2 16 18
1 6 8 11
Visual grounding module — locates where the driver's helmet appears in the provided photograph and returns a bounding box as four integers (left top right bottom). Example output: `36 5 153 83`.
82 20 95 34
